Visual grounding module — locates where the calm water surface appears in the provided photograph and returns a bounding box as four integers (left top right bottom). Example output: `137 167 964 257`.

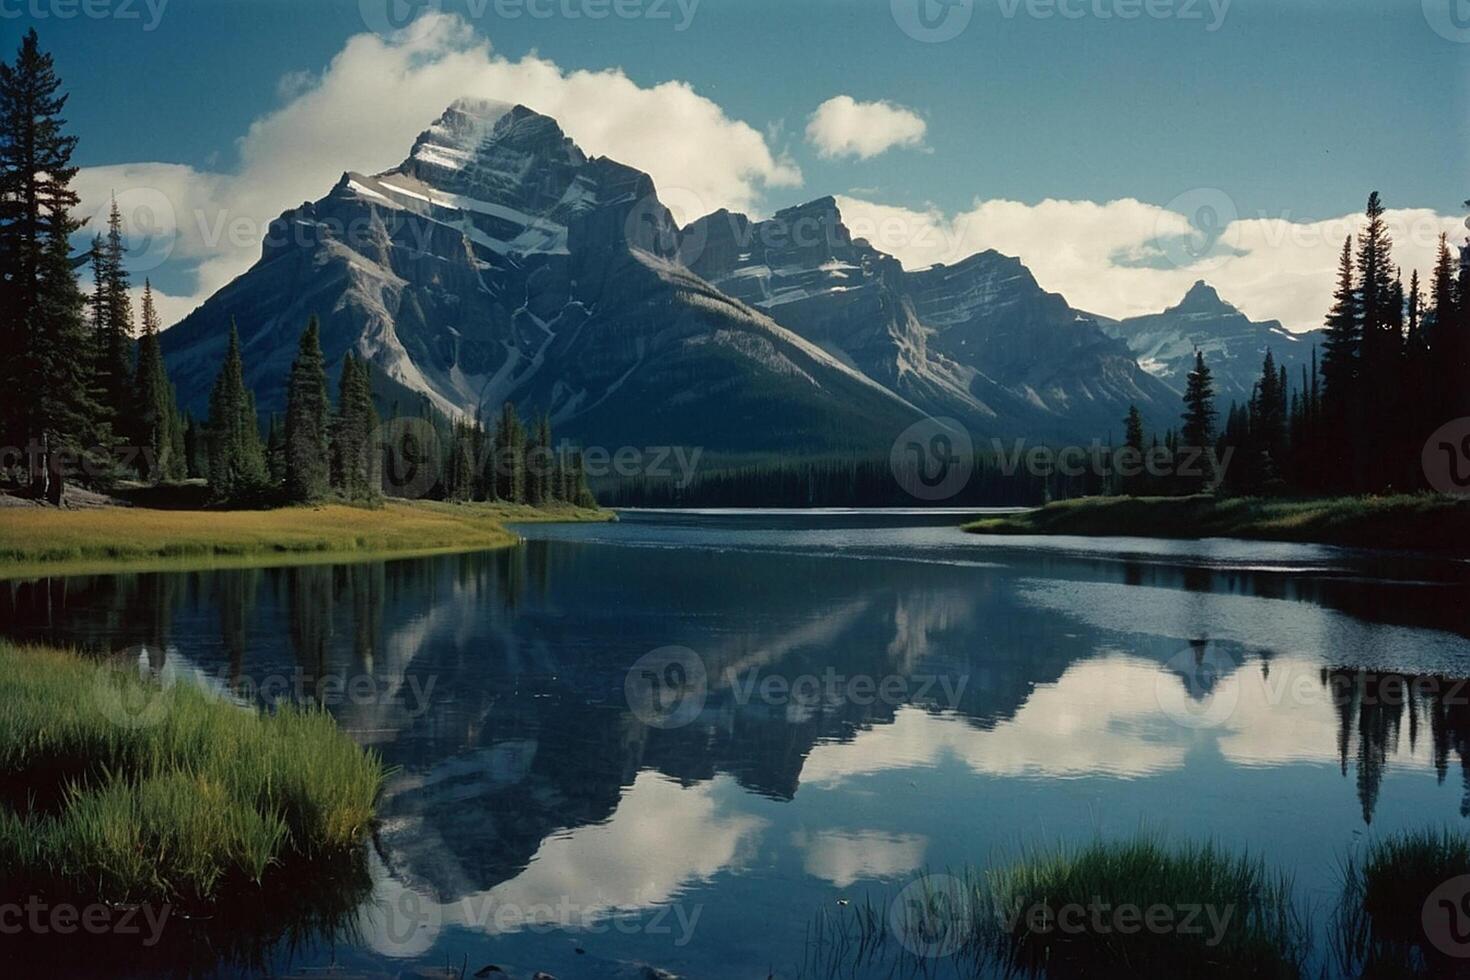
4 509 1470 978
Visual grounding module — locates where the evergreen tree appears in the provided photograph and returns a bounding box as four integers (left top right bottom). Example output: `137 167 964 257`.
265 413 286 486
1121 404 1144 496
445 418 473 501
1355 194 1400 489
283 316 330 502
94 196 134 425
163 385 186 481
1319 235 1360 489
1180 350 1218 493
1250 349 1287 491
328 354 379 503
525 414 552 506
1427 232 1468 423
494 401 525 503
183 412 203 479
132 280 176 482
206 322 268 501
0 30 105 501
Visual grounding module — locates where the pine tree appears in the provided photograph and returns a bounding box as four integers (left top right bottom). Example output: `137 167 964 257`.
1355 194 1401 489
1427 232 1468 423
183 412 203 479
0 30 105 502
1180 350 1218 493
445 418 473 501
568 449 597 508
1121 404 1144 496
163 385 187 481
132 280 176 482
265 413 286 485
525 414 552 506
494 401 525 503
1318 235 1360 489
206 322 268 501
330 354 380 503
1251 349 1287 491
96 196 134 423
283 316 330 503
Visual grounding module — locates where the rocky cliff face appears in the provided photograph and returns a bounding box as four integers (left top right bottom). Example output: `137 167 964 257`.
162 99 1289 456
1103 281 1326 403
680 196 1180 438
161 99 922 455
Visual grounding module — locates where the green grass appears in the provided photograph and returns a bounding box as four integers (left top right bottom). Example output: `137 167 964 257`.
1335 828 1470 976
964 494 1470 555
816 836 1309 979
0 498 613 578
0 641 385 909
983 837 1307 978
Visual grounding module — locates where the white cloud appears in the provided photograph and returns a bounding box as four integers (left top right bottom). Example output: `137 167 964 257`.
805 96 927 160
794 829 928 888
834 194 1462 331
76 14 801 327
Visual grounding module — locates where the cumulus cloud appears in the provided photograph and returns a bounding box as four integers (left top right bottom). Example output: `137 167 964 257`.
77 14 801 327
834 194 1462 331
805 96 927 160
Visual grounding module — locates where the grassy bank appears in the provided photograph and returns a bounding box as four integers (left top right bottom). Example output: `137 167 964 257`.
964 494 1470 555
816 830 1467 979
0 498 612 578
0 641 383 909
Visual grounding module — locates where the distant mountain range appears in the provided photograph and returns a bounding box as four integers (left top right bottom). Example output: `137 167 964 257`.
1099 281 1325 404
161 99 1319 455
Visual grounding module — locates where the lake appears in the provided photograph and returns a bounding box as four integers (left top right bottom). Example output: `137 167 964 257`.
4 509 1470 978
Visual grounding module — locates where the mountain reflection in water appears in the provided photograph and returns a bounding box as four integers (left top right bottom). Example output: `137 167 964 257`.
2 511 1469 978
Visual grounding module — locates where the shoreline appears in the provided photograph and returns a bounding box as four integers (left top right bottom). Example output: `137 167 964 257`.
0 499 614 579
963 494 1470 557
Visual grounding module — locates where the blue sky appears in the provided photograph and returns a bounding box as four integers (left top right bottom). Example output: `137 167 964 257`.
7 0 1466 328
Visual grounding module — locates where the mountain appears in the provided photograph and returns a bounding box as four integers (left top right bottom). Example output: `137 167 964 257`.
160 98 1179 456
682 196 1179 439
160 99 922 455
1102 281 1326 404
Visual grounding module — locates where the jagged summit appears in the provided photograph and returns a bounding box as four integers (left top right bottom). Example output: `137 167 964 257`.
161 99 1185 454
1172 279 1231 314
1104 280 1323 398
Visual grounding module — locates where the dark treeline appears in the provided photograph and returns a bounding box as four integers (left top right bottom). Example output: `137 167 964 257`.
0 29 593 510
601 455 1099 508
1145 192 1469 499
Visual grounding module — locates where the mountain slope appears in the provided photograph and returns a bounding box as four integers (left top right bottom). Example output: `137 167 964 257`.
1103 281 1325 403
682 196 1180 438
160 99 924 455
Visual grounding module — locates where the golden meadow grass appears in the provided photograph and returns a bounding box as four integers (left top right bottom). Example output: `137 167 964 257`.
0 499 609 578
0 641 385 908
